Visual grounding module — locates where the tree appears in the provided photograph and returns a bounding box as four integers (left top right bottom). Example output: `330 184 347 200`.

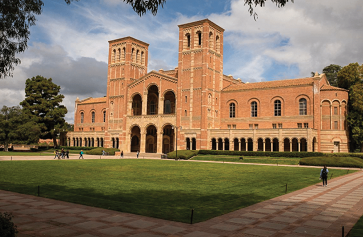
1 0 292 79
0 106 41 151
322 64 342 87
337 63 363 151
20 76 67 148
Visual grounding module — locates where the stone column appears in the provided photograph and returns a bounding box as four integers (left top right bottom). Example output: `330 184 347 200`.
157 131 163 153
142 92 148 115
159 96 164 115
298 141 301 152
140 131 146 153
289 141 292 152
263 141 266 152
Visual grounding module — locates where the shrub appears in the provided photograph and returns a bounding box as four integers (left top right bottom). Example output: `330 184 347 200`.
85 148 119 155
167 150 199 159
0 212 18 237
59 146 94 151
300 156 363 168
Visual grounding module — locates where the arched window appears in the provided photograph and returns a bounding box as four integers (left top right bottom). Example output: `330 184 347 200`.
216 35 220 53
299 98 307 115
112 49 116 63
274 100 281 116
164 100 171 114
117 48 121 62
131 48 134 62
209 32 213 49
141 51 144 65
185 110 187 116
136 49 139 63
91 111 95 123
103 111 106 122
186 33 191 48
80 112 84 123
251 101 257 117
122 47 126 61
197 31 202 46
229 103 235 118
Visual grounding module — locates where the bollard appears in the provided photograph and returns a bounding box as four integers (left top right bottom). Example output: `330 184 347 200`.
342 226 344 237
190 209 194 224
38 185 40 196
285 184 287 194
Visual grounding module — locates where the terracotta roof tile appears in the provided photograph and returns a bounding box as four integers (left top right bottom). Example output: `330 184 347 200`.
223 77 314 92
320 84 348 91
79 97 107 104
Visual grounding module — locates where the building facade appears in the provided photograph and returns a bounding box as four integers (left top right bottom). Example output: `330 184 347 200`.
67 19 349 154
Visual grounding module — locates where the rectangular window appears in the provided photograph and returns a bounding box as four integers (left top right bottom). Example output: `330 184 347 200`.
278 123 283 128
272 123 277 129
185 96 187 103
103 111 106 122
334 107 338 115
233 124 236 129
304 123 309 128
228 124 231 129
249 124 253 129
334 121 338 129
254 124 258 129
298 123 302 128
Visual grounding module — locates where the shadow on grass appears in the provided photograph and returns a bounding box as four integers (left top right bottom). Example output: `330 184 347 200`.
0 181 267 223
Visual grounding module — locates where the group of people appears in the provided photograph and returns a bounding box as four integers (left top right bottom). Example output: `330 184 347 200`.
54 148 69 159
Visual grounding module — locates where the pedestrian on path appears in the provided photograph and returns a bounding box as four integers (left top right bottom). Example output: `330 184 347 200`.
54 150 58 159
320 165 329 187
79 150 84 159
66 150 69 159
121 150 123 158
102 149 106 156
137 151 139 159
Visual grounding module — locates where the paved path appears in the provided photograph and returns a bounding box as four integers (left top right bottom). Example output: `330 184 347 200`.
1 158 363 236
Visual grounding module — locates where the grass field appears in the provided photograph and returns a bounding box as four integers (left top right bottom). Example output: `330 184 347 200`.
192 154 301 165
348 215 363 236
0 159 352 223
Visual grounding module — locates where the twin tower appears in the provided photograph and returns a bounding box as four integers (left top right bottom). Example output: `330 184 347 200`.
104 19 225 152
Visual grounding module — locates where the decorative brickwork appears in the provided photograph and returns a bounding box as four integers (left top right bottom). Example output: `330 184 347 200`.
67 19 349 153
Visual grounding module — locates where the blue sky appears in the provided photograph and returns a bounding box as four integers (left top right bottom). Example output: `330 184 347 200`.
1 0 363 123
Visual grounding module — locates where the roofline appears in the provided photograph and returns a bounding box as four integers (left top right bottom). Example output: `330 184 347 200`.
128 70 178 87
178 19 225 32
108 36 149 47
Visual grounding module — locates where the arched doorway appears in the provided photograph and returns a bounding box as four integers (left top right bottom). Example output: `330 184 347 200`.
91 138 94 147
130 126 141 152
234 138 239 151
162 125 174 154
164 91 176 114
218 138 223 150
211 138 216 150
273 138 279 152
132 94 142 115
258 138 263 151
146 125 157 153
248 138 253 151
147 85 159 115
116 138 119 149
100 138 104 147
300 138 307 152
292 138 298 152
186 138 191 150
284 138 290 152
112 138 115 148
241 138 246 151
79 138 82 147
312 137 316 152
192 138 196 150
265 138 271 151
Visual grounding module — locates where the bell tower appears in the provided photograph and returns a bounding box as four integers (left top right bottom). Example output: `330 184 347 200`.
105 37 149 148
177 19 224 150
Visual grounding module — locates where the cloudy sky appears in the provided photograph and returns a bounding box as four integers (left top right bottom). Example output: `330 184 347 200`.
1 0 363 123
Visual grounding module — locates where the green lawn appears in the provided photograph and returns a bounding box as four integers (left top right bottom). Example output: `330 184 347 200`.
0 159 351 223
0 151 54 156
348 215 363 236
192 154 301 165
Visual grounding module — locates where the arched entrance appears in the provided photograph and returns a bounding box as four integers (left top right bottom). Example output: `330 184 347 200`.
258 138 263 151
146 125 157 153
247 138 253 151
265 138 271 151
186 138 191 150
132 94 142 115
218 138 223 150
234 138 239 151
241 138 246 151
147 85 159 115
312 137 316 152
162 125 174 154
164 91 176 114
192 138 196 150
292 138 298 152
284 138 290 152
273 138 279 152
211 138 216 150
300 138 307 152
130 126 141 152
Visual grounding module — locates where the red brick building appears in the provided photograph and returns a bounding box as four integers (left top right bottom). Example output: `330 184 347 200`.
67 19 349 154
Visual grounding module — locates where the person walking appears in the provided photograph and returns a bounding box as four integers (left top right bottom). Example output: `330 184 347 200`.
61 148 65 159
121 150 123 158
320 165 329 187
66 149 69 159
54 150 58 159
136 151 139 159
79 150 84 159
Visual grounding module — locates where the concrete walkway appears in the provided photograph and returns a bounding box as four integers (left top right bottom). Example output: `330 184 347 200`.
1 158 363 236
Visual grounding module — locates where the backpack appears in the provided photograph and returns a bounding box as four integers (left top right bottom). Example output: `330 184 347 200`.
322 168 327 178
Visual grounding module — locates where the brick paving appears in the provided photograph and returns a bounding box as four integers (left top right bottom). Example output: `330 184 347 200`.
1 157 363 236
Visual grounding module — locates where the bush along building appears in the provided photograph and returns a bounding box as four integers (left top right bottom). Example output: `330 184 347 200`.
67 19 349 154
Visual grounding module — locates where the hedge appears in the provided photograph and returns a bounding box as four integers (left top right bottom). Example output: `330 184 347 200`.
85 148 120 155
59 146 94 151
197 150 324 158
300 156 363 168
166 150 199 160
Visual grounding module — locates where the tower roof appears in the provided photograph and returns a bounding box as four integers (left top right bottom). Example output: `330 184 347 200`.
178 19 225 32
